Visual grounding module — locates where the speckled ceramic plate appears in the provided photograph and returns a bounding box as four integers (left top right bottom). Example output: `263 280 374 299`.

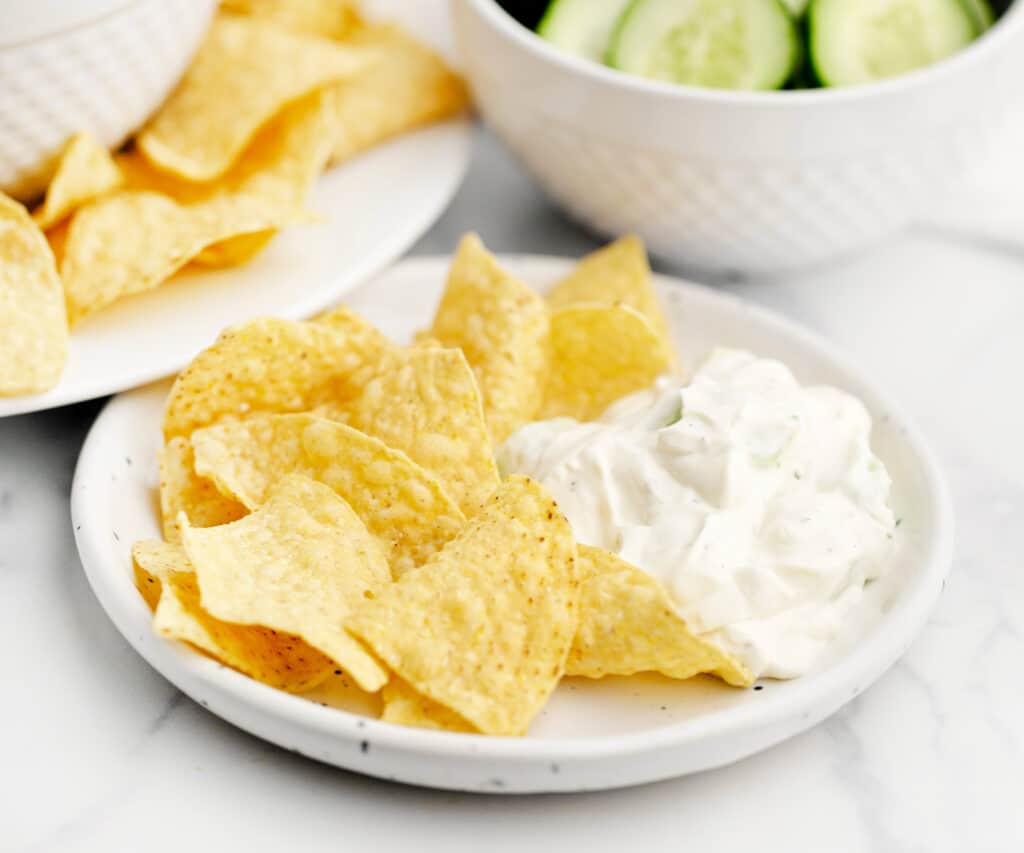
0 119 470 418
71 256 953 793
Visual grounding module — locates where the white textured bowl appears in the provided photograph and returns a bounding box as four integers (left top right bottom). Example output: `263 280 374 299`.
0 0 216 200
73 256 952 793
452 0 1024 274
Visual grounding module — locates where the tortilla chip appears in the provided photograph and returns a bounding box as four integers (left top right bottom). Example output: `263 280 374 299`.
348 476 579 736
0 194 68 395
64 92 337 322
329 23 469 164
546 236 673 361
162 316 379 439
412 334 443 349
189 88 336 266
190 413 465 576
567 545 753 687
222 0 363 38
133 539 334 692
192 231 278 268
181 474 391 692
343 347 499 515
381 678 476 733
311 303 393 357
120 85 333 205
159 436 248 543
33 132 123 230
43 220 69 267
132 539 170 612
60 191 227 323
540 304 669 421
428 234 548 445
137 13 374 182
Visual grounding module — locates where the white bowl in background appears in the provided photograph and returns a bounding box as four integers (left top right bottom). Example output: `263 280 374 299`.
0 0 216 200
452 0 1024 275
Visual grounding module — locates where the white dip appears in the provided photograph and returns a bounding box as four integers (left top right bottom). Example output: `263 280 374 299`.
498 348 896 678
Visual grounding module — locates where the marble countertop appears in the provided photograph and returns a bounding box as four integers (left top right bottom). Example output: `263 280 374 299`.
3 128 1022 853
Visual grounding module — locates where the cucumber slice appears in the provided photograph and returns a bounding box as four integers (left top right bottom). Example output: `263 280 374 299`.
960 0 995 31
537 0 633 63
607 0 800 91
810 0 980 87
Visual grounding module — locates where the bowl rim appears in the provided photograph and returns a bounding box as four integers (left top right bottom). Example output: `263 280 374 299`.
0 0 156 52
463 0 1024 106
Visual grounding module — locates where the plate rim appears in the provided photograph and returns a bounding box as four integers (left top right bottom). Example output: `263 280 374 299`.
72 254 954 769
0 119 472 419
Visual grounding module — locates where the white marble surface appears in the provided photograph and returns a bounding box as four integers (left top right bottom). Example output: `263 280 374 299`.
3 128 1023 852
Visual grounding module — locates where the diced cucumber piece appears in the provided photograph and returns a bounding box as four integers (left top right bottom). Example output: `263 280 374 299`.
960 0 995 31
537 0 633 62
809 0 980 87
607 0 800 91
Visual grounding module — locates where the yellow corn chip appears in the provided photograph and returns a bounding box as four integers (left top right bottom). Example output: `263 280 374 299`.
43 220 69 268
59 188 304 323
540 304 669 421
349 476 579 736
546 236 673 360
192 231 277 268
132 539 169 612
116 151 195 201
188 89 336 266
61 191 238 323
568 545 752 687
65 92 336 322
133 539 334 692
182 474 391 692
428 234 548 445
222 0 363 39
0 194 68 396
203 86 336 212
190 413 465 576
344 347 499 515
162 316 379 439
329 23 469 164
119 86 333 207
381 678 475 733
137 13 374 182
33 132 123 230
412 334 443 349
159 436 248 543
312 303 393 357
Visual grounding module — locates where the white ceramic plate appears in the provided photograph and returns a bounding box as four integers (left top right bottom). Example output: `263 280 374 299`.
0 120 471 418
72 256 953 793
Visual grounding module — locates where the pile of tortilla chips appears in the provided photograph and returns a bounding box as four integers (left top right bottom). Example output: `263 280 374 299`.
133 234 752 737
0 0 468 396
